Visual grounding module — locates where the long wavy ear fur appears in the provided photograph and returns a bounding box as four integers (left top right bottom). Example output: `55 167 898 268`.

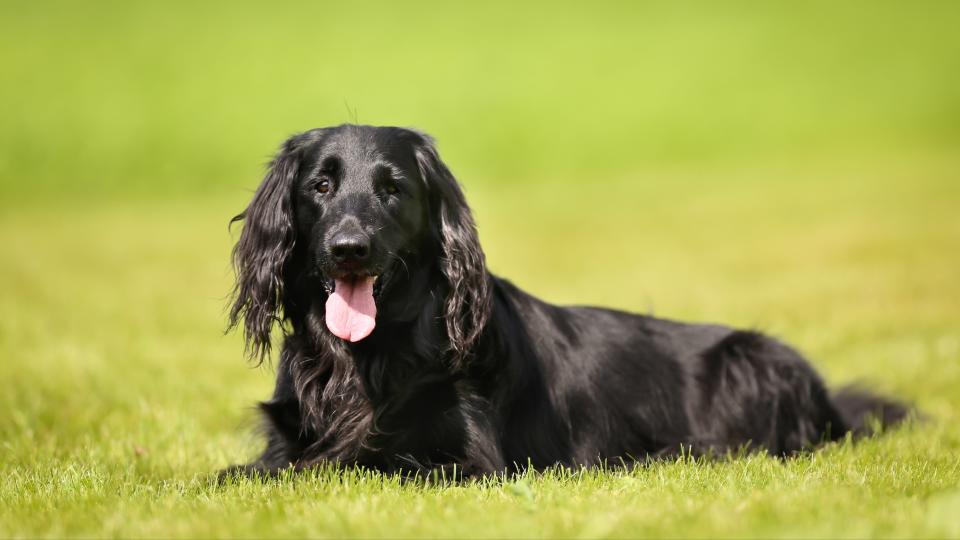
228 131 317 362
414 133 492 366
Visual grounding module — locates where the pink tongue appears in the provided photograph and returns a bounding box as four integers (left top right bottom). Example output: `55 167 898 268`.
325 276 377 342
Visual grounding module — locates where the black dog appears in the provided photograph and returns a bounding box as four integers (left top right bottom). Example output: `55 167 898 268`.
223 124 907 479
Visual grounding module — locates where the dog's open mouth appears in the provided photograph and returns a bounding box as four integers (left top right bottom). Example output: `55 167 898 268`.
324 274 380 343
323 274 387 297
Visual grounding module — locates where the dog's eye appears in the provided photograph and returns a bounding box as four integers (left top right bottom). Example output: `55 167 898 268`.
385 182 399 195
317 180 330 194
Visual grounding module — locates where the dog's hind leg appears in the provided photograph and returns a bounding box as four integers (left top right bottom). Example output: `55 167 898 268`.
692 331 849 456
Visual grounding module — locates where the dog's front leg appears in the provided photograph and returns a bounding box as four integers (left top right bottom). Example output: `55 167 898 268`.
453 386 508 478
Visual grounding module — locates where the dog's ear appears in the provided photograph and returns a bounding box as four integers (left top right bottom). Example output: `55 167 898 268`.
414 133 492 366
229 131 317 362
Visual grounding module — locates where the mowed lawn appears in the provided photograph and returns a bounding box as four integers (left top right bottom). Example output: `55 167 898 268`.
2 1 960 538
2 154 959 538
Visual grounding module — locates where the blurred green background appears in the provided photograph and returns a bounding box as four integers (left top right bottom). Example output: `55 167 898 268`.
2 1 959 538
2 1 958 202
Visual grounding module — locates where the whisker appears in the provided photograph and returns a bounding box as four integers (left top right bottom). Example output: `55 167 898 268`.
384 249 411 278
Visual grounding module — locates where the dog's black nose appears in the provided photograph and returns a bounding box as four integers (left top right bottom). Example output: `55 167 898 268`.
330 233 370 262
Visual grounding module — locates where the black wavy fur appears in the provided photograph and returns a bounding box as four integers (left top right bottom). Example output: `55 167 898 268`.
222 124 910 480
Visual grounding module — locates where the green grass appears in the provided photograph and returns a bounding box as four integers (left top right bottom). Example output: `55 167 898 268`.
2 1 960 538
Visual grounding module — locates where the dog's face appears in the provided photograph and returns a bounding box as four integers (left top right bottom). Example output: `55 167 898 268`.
291 127 432 341
230 125 491 361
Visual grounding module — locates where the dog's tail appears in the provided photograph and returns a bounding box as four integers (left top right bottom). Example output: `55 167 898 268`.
831 385 913 436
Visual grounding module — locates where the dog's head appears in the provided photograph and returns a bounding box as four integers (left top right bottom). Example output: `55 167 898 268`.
229 125 491 364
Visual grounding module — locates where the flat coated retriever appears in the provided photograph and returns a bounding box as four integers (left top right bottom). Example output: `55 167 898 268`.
222 124 907 479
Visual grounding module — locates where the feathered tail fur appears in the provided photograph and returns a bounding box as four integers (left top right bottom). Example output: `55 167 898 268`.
831 385 913 436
